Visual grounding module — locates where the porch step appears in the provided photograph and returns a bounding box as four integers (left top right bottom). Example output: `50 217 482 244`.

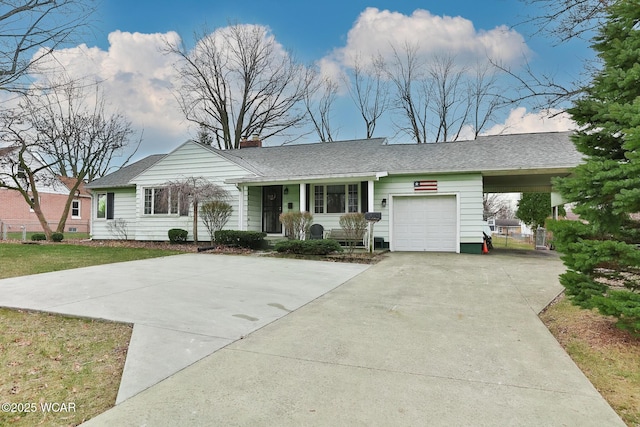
263 235 287 249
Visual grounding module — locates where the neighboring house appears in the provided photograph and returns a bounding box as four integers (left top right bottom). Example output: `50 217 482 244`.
0 148 91 235
86 132 582 254
493 219 525 236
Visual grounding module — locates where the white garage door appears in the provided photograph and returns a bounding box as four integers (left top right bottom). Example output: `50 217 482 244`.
392 195 457 252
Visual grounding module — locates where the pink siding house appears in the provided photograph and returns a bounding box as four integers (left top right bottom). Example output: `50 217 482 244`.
0 178 91 235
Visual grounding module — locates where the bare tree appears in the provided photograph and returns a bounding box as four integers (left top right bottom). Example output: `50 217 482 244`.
0 0 94 93
383 45 502 143
166 24 309 150
384 42 430 143
495 0 610 110
428 55 470 142
345 54 389 139
469 62 502 140
0 77 140 237
31 78 139 182
0 140 56 236
163 177 229 244
490 57 585 110
520 0 610 43
483 193 514 221
303 73 339 142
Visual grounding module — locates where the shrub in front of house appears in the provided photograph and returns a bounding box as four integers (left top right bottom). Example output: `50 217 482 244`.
51 232 64 242
201 200 233 244
279 211 313 240
214 230 266 249
275 239 343 255
339 212 368 254
168 228 188 243
31 233 47 241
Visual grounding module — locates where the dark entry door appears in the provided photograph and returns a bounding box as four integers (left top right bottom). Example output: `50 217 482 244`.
262 185 282 233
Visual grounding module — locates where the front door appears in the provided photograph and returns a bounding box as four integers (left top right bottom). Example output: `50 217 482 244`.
262 185 283 233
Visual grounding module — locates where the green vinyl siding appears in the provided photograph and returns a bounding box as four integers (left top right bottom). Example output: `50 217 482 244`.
128 142 255 241
90 188 137 239
374 173 484 247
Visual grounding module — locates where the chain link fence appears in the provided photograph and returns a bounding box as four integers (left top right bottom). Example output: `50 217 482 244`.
0 220 90 240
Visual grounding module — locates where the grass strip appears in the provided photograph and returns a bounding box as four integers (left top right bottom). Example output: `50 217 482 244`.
541 296 640 426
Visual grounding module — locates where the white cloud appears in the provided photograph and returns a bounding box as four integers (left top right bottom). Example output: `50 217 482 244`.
330 8 531 70
30 31 189 157
483 107 576 135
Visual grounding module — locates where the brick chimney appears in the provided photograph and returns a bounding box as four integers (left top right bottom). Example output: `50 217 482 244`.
239 134 262 149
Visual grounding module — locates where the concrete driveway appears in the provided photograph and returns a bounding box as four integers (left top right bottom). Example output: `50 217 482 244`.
1 251 625 426
0 254 369 403
81 251 624 427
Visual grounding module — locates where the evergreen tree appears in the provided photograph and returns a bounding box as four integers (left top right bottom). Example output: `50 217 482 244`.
197 124 213 146
549 0 640 334
516 193 552 230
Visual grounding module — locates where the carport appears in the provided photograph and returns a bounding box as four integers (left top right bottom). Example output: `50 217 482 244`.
384 133 581 254
483 170 572 219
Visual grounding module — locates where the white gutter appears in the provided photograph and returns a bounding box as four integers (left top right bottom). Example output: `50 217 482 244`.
225 171 384 185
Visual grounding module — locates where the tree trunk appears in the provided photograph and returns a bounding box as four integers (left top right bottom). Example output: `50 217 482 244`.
56 179 83 233
18 188 53 239
32 203 54 239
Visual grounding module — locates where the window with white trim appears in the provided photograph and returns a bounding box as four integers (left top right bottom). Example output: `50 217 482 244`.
314 186 324 214
348 184 358 213
144 187 187 215
71 200 81 218
313 184 359 214
96 193 114 219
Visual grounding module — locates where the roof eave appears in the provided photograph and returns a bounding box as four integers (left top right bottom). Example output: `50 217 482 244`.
481 166 579 176
226 166 579 185
226 171 388 185
85 183 136 190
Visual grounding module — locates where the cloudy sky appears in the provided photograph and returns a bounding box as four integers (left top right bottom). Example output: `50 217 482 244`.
28 0 591 160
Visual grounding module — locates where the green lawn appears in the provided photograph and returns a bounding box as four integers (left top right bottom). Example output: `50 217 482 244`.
0 308 132 427
490 235 536 250
0 243 181 279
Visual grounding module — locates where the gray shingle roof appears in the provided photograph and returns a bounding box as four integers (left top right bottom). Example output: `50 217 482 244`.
86 154 166 189
221 132 582 181
88 132 583 188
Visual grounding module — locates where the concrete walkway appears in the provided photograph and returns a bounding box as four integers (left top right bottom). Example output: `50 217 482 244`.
81 251 624 426
0 254 369 403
